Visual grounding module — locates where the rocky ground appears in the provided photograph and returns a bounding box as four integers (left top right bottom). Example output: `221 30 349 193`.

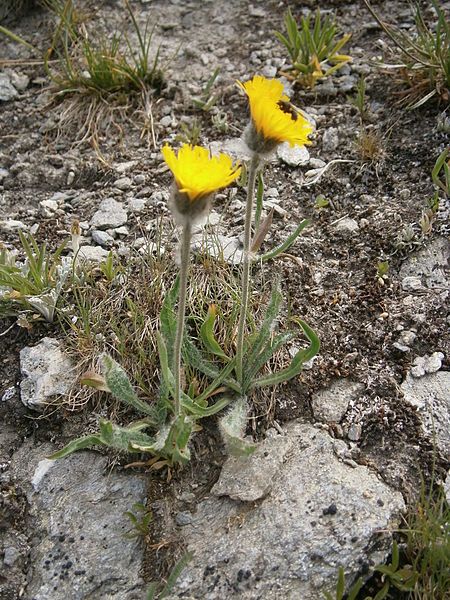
1 0 449 599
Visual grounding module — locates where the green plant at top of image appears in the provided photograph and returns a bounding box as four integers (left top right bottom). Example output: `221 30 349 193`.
45 0 165 96
364 0 450 109
275 7 352 88
191 67 221 112
0 231 70 322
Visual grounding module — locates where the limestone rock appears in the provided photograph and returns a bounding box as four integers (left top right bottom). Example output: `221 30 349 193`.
90 198 128 230
20 338 74 409
0 73 18 102
312 379 364 423
334 217 359 236
401 371 450 457
78 245 110 262
277 143 310 167
399 237 449 289
322 127 339 152
171 423 405 599
11 443 146 600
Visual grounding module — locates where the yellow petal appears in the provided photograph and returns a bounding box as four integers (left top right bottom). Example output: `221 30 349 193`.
162 144 241 202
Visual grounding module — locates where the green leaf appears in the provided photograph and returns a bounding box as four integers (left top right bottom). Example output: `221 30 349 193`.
48 434 104 459
336 566 345 600
243 331 295 391
183 334 220 379
259 219 309 262
373 581 390 600
159 276 179 363
347 577 363 600
159 552 193 598
181 391 230 418
252 318 319 388
156 333 176 399
219 397 256 456
145 582 159 600
243 282 283 390
101 354 157 421
432 148 449 192
200 304 229 361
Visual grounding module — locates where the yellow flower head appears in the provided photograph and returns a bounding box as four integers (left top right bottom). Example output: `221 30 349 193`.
237 75 313 152
162 144 241 202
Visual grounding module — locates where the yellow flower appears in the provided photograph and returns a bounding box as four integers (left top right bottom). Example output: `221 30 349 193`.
162 144 241 202
237 75 313 152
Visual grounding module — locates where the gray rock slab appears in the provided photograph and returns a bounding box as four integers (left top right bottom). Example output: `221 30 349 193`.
78 244 110 262
401 371 450 457
171 422 405 599
11 442 146 600
399 237 449 289
322 127 339 152
20 337 74 409
90 198 128 229
212 429 294 502
0 73 18 102
312 379 365 423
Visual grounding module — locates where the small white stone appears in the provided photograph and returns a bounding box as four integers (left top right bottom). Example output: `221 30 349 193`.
334 217 359 235
401 276 423 292
424 352 444 374
277 143 310 167
0 73 18 101
40 199 58 214
91 230 114 247
348 424 362 442
114 226 129 236
322 127 339 152
0 219 27 231
128 197 146 212
262 65 277 78
91 198 128 229
114 177 132 191
134 174 145 185
160 115 172 127
78 245 110 262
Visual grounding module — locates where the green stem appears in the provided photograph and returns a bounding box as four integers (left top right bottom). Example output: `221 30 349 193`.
236 153 260 386
174 220 192 416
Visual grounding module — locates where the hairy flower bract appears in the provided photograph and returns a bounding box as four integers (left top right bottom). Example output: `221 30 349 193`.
238 75 313 150
162 144 241 202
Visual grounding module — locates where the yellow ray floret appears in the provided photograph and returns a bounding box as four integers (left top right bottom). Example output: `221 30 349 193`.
162 144 241 202
237 75 289 103
238 75 313 148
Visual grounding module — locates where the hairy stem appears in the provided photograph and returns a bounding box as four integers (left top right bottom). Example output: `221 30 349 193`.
174 220 192 416
236 153 260 386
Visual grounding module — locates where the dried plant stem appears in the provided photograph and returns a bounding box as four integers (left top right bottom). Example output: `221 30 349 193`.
174 220 192 416
236 152 260 385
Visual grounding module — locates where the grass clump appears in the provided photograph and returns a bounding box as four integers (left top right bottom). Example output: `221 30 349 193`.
46 0 164 97
0 0 167 153
275 7 351 88
364 0 450 109
0 231 69 323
